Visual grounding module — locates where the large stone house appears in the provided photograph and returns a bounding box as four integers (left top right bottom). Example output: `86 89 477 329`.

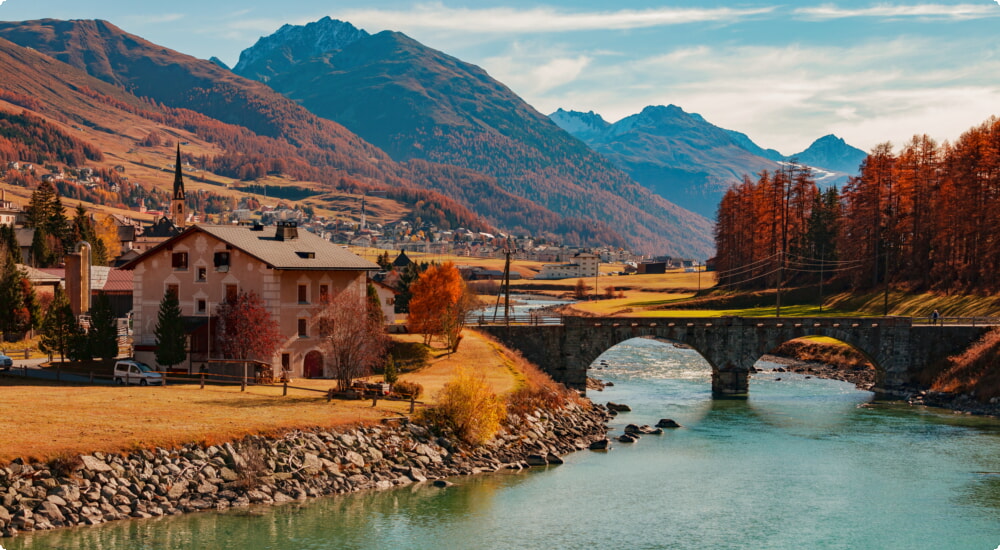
122 221 378 378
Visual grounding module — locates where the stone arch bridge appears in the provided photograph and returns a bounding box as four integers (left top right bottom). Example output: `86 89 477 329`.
476 316 990 396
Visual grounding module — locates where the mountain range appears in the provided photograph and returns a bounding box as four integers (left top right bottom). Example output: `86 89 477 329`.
0 16 869 258
0 18 713 257
550 106 867 219
230 18 713 256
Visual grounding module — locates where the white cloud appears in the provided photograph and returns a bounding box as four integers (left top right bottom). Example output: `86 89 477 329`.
510 37 1000 153
337 3 775 34
795 3 999 21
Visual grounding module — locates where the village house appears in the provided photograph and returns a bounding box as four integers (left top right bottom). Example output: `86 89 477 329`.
534 252 600 280
122 221 379 378
0 190 21 227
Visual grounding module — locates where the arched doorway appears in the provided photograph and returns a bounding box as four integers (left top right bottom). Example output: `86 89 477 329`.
304 350 324 378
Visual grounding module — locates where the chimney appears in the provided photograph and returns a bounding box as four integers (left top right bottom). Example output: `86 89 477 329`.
275 221 298 241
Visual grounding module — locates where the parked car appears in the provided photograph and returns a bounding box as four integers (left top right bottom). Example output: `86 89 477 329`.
113 359 163 386
0 354 12 371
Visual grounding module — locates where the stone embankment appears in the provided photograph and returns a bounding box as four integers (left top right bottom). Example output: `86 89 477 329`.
0 402 609 538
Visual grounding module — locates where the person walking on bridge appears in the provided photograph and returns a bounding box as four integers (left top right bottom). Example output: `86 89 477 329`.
931 309 940 325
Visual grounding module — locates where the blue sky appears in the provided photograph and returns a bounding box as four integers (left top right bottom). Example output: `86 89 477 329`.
1 1 998 154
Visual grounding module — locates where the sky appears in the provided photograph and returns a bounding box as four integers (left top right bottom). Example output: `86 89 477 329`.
0 1 998 155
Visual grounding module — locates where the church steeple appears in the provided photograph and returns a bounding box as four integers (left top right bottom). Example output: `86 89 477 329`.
171 144 186 228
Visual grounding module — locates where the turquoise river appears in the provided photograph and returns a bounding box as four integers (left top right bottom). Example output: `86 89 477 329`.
7 338 1000 549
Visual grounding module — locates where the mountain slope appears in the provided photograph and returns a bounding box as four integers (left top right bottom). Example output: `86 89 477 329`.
232 21 713 257
553 105 866 219
0 29 491 233
553 105 780 218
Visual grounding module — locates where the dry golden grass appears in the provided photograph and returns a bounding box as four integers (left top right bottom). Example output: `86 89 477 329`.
0 330 516 463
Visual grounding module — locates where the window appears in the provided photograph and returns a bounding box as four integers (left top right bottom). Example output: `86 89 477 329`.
319 284 329 302
196 267 207 282
298 284 308 304
171 252 188 270
197 299 206 314
225 284 237 303
166 284 179 299
281 353 290 370
213 252 230 272
297 318 307 337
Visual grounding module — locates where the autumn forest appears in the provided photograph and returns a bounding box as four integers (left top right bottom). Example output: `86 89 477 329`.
714 115 1000 294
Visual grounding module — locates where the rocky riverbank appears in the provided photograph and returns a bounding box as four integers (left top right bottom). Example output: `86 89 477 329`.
759 353 876 391
0 402 609 538
764 353 1000 418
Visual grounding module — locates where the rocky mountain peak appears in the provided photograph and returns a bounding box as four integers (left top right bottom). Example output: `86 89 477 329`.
233 17 369 81
549 108 610 141
790 134 867 175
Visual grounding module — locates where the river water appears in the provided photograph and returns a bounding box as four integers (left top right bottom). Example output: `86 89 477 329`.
8 338 1000 549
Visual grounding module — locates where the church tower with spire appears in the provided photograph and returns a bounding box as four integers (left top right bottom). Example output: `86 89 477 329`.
171 144 186 228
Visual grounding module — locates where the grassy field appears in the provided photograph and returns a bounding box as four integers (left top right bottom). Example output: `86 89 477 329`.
0 330 517 464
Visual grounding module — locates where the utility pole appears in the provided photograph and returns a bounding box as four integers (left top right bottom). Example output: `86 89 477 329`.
818 245 825 313
775 250 783 318
883 242 891 316
492 238 515 326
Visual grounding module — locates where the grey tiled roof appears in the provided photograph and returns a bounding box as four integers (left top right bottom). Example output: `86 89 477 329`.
125 224 378 271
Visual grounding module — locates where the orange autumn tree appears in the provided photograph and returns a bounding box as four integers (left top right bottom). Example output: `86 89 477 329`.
408 262 479 348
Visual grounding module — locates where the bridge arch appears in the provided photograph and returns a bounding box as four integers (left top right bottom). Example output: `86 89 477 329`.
564 316 896 395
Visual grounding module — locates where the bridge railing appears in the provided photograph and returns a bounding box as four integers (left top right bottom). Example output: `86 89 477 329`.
467 312 563 326
911 316 1000 327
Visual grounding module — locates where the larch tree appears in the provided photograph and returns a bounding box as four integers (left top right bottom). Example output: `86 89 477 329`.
408 262 466 346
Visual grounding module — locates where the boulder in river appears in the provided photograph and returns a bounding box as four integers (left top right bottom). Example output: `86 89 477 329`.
655 419 682 429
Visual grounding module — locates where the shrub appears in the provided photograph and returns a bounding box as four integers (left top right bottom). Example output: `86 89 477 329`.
430 367 506 446
235 442 267 490
47 453 83 478
392 379 422 399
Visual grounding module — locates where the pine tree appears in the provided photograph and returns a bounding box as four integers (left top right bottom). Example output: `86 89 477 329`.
154 289 187 369
89 291 119 360
39 286 80 363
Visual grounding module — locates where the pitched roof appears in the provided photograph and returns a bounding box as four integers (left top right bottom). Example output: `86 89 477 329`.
122 224 378 271
102 269 133 293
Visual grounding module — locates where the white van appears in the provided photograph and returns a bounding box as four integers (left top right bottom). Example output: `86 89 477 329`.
113 359 164 386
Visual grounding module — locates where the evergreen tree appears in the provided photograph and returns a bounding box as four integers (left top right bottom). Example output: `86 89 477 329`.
0 241 31 341
154 289 187 369
25 180 70 252
0 225 21 264
29 225 52 267
89 291 119 360
39 286 80 363
367 281 384 324
71 203 109 266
